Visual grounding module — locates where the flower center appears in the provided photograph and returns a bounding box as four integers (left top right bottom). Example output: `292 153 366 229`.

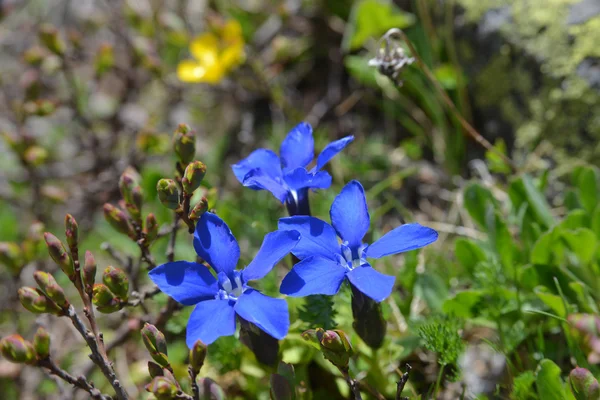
216 272 245 302
339 242 367 272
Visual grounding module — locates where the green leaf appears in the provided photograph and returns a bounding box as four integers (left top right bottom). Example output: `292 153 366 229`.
454 238 487 275
442 290 485 318
536 359 573 400
463 182 497 228
511 370 537 400
531 230 556 265
534 287 567 317
561 228 597 265
575 166 599 213
509 175 554 229
414 273 448 312
560 210 589 231
347 0 415 50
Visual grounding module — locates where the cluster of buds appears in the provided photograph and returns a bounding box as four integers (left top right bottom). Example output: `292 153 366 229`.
0 328 51 365
19 270 68 316
156 125 209 230
104 167 159 248
570 367 600 400
302 328 354 371
92 266 129 313
2 132 49 169
0 221 44 276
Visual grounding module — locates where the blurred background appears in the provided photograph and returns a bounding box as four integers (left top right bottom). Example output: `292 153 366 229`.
1 0 600 399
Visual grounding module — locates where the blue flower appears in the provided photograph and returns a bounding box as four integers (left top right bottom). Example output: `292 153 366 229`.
149 212 300 346
232 122 354 215
278 180 438 302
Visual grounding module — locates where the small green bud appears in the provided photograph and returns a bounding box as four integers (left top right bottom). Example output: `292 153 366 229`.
182 161 206 194
23 46 47 66
189 197 209 222
197 377 226 400
141 323 169 367
319 329 353 370
119 170 143 223
570 367 600 400
0 335 36 364
38 24 65 55
173 124 196 164
83 250 97 290
156 179 179 210
33 327 50 359
64 214 78 250
103 204 135 239
144 213 158 243
18 287 62 315
102 266 129 300
95 43 114 77
92 284 120 313
44 232 74 278
33 271 68 308
0 242 23 274
189 340 207 375
145 376 178 400
148 361 164 378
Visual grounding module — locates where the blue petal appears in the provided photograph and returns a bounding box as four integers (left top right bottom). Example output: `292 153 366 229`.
314 136 354 172
186 299 237 346
235 289 289 340
148 261 218 305
232 149 282 184
242 169 290 203
346 265 395 302
280 256 347 297
242 230 301 282
193 212 240 277
330 180 370 248
278 216 340 261
283 168 332 191
280 122 314 171
367 223 438 259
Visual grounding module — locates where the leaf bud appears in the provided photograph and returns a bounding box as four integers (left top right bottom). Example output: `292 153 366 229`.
144 213 158 243
64 214 78 250
148 361 164 378
189 339 207 375
43 232 74 278
156 179 179 210
173 124 196 164
95 43 114 77
145 376 178 400
182 161 206 194
119 170 142 207
570 367 600 400
24 145 49 165
23 46 47 66
38 24 65 56
189 197 209 222
18 287 62 315
92 284 120 313
102 266 129 301
197 377 226 400
141 323 169 367
83 251 97 290
302 328 353 370
0 335 36 365
103 204 135 239
33 327 50 359
33 271 68 308
0 242 23 274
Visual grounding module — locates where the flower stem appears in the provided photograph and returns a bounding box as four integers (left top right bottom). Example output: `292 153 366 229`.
38 357 111 400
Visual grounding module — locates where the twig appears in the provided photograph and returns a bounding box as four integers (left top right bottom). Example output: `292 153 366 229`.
39 357 111 400
396 364 412 400
189 366 200 400
341 369 363 400
66 305 129 399
380 28 516 171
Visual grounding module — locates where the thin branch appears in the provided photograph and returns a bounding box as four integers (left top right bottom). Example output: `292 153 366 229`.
66 305 129 399
341 370 363 400
38 357 111 400
396 364 412 400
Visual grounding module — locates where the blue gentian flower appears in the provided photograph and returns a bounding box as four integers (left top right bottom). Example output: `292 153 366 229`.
232 122 354 215
278 180 438 302
149 212 300 346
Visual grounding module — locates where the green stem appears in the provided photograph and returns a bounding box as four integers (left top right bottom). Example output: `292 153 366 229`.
434 364 445 398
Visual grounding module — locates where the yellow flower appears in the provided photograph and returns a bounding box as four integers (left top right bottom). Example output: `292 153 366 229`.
177 20 245 84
